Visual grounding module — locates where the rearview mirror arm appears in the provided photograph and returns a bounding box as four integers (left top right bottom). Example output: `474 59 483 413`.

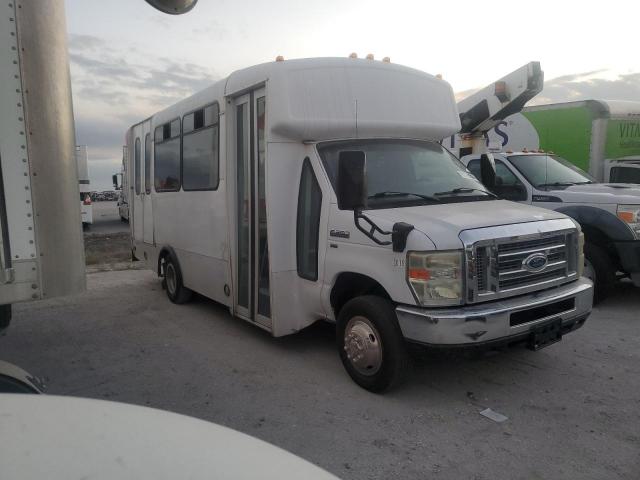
353 210 415 252
353 209 392 246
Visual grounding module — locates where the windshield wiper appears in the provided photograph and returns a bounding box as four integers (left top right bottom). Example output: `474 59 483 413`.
433 187 497 198
368 191 440 203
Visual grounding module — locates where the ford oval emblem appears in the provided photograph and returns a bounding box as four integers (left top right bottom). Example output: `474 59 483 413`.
522 252 548 272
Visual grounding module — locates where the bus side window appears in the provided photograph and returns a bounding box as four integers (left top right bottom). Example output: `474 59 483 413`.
182 103 220 191
144 133 152 194
134 137 141 195
296 158 322 281
154 120 181 192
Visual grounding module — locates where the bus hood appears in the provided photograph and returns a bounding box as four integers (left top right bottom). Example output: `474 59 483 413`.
367 200 567 250
545 183 640 204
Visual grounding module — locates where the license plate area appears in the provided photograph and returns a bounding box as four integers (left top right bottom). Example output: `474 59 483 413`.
527 317 562 351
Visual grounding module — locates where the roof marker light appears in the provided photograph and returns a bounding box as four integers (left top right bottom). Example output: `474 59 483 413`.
382 56 391 63
522 147 528 153
275 55 284 62
435 74 443 80
366 53 374 60
349 52 358 59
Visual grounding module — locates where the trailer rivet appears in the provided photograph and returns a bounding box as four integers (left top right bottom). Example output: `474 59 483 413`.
31 284 37 289
23 172 27 176
29 240 33 244
11 46 16 50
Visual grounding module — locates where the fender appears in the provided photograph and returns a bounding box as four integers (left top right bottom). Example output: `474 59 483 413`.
555 206 634 241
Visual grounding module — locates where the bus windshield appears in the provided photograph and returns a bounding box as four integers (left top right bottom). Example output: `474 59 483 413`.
509 154 596 189
317 139 494 208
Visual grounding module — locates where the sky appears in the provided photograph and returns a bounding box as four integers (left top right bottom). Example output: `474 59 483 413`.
65 0 640 191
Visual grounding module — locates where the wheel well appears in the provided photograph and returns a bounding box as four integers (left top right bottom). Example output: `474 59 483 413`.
330 272 392 317
580 224 620 267
157 247 172 276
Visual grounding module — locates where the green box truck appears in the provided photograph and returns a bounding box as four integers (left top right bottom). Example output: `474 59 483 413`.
486 100 640 183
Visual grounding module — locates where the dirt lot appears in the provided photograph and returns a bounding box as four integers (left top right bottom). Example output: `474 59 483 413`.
2 267 639 480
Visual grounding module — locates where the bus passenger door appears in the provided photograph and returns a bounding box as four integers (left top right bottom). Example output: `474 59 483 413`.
131 126 144 243
232 89 271 329
141 120 154 244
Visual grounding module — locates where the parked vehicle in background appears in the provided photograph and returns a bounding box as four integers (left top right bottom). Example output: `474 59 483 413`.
482 100 640 183
461 151 640 302
75 145 93 228
125 57 592 392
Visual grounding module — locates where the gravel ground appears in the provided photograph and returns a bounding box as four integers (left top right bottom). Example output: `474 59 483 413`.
1 269 639 480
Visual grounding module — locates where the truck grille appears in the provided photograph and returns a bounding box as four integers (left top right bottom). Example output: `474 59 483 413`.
461 220 580 304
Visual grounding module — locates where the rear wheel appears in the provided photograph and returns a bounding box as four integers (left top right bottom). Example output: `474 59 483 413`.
162 253 192 304
337 295 409 393
584 242 615 304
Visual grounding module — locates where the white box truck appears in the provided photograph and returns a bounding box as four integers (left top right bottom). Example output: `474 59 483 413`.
126 57 593 392
75 145 93 227
482 100 640 183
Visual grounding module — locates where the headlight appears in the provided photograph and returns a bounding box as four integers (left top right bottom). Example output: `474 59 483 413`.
617 205 640 239
407 251 463 306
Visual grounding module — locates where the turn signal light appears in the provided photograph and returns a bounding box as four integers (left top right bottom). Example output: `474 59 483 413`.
408 268 431 281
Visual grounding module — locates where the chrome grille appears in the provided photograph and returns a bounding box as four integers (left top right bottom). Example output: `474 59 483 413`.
461 220 580 304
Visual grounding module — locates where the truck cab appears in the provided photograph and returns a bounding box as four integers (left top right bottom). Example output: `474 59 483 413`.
462 151 640 301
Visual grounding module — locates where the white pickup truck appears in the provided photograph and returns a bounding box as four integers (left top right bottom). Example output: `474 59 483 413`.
462 151 640 302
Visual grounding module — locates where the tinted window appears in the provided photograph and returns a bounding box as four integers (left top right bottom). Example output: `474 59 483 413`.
182 103 219 190
134 137 141 195
144 133 151 194
297 158 322 281
154 120 180 192
468 158 527 201
610 166 640 184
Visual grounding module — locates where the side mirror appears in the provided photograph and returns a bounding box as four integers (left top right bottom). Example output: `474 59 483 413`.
480 153 497 191
112 174 120 190
337 151 367 210
144 0 198 15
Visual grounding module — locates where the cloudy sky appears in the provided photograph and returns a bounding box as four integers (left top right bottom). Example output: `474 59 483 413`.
65 0 640 190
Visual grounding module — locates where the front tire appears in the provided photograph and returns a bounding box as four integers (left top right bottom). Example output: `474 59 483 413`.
337 295 409 393
162 253 192 304
584 242 615 304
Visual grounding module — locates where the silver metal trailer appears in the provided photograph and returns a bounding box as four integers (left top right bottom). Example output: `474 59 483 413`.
0 0 86 328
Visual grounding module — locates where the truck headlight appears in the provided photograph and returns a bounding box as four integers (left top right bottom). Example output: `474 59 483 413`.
407 251 463 306
617 205 640 239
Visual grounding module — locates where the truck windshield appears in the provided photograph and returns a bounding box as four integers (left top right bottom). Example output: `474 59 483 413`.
509 154 596 189
317 139 494 208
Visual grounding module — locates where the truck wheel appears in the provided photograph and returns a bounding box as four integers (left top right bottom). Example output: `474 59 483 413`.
584 242 615 304
162 253 192 304
337 295 409 393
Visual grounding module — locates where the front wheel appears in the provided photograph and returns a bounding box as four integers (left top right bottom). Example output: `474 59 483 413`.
337 295 409 393
584 242 615 304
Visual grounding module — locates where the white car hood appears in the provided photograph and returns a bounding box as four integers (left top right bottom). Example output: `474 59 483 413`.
367 200 567 250
546 183 640 204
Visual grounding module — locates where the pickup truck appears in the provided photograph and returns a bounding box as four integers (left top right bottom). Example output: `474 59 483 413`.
462 151 640 302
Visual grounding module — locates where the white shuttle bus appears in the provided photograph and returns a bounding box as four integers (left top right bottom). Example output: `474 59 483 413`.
126 57 593 392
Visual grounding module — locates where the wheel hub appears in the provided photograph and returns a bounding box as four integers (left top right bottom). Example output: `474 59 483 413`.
344 316 382 376
165 263 177 295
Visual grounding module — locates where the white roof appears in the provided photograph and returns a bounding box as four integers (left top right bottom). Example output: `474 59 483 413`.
148 57 461 143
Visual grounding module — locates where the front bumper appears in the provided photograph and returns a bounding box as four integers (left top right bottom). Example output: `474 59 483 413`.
614 240 640 287
396 278 593 347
